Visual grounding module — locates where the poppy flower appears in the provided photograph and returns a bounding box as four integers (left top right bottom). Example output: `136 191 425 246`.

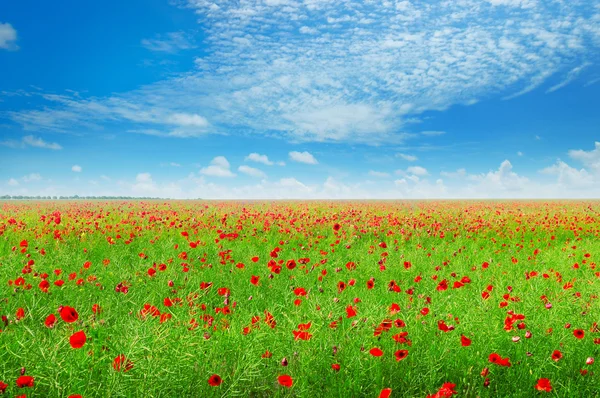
16 308 25 320
250 275 260 286
60 306 79 323
460 335 472 347
574 329 585 339
113 355 134 372
394 350 409 361
278 375 293 388
208 374 222 386
68 395 83 398
69 330 87 349
379 388 392 398
0 381 7 393
346 305 357 318
551 350 562 362
45 314 57 328
16 375 34 388
535 378 552 392
370 347 384 357
331 364 340 371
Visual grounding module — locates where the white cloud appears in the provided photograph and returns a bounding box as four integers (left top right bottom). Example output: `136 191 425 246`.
72 165 82 172
22 173 42 183
568 141 600 174
238 165 267 178
167 113 209 128
6 142 600 199
289 151 318 165
1 135 62 150
368 170 390 178
141 32 195 53
440 168 467 178
517 151 523 156
420 131 446 137
22 135 62 150
546 63 592 93
200 156 236 177
245 153 274 165
406 166 429 176
540 161 594 188
0 22 17 50
397 153 418 161
8 1 599 143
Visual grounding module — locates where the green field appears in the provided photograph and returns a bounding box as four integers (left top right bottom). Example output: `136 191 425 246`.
0 200 599 397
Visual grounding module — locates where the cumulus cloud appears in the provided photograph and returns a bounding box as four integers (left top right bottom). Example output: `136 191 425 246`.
238 165 267 178
289 151 318 165
0 22 18 50
245 153 274 165
200 156 236 177
71 165 82 172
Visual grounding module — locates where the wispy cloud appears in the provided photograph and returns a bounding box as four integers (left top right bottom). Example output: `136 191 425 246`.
1 135 62 150
396 153 417 162
3 2 600 143
546 63 593 93
71 165 82 172
0 22 18 50
141 32 196 53
238 165 267 178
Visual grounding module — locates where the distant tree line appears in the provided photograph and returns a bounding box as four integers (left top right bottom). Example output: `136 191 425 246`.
0 195 173 200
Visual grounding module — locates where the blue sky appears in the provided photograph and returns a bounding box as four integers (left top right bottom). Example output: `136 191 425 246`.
1 0 600 199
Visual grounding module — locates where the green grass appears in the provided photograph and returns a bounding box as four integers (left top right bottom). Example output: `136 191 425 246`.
0 200 599 397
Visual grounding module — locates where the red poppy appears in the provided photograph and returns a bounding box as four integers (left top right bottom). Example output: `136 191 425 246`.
208 374 222 386
369 347 384 357
16 308 25 320
460 335 472 347
16 375 34 388
0 381 7 393
70 330 87 349
92 304 101 314
278 375 293 388
113 355 134 372
535 378 552 392
262 350 272 358
427 382 457 397
250 275 260 286
45 313 56 328
394 350 409 361
379 388 392 398
60 306 79 323
346 305 357 318
551 350 563 362
251 256 259 263
331 364 340 371
574 329 585 339
68 395 83 398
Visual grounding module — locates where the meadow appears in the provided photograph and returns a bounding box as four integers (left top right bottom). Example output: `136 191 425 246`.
0 200 598 397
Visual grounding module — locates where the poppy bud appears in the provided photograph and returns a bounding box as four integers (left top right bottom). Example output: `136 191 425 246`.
281 357 288 366
20 367 26 375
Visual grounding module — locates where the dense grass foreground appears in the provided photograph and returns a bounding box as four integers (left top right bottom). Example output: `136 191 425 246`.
0 200 599 397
